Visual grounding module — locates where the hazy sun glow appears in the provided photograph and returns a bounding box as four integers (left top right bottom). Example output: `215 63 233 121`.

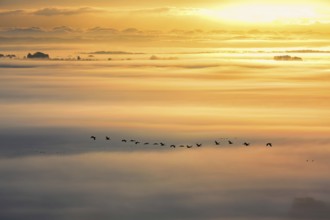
201 3 319 24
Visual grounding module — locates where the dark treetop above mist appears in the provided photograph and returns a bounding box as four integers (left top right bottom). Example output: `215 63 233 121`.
27 52 49 59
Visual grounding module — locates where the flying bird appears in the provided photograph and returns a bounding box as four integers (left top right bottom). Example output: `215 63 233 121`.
243 142 250 146
228 140 233 144
130 140 135 142
215 141 220 145
144 142 149 145
90 136 96 140
122 139 127 142
266 143 272 147
160 142 165 146
196 143 202 147
135 141 140 145
106 136 110 140
170 145 176 148
187 145 193 148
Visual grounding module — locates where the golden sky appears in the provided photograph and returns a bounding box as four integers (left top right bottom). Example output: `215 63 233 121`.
1 0 330 29
1 0 330 50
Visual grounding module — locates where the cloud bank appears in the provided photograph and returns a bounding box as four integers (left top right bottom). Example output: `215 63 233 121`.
1 24 330 49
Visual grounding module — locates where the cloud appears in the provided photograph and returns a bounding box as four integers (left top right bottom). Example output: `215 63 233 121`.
87 27 118 34
121 28 141 34
2 25 330 49
149 55 178 60
1 27 45 34
87 51 144 55
0 26 81 36
289 197 330 219
0 9 25 16
0 7 106 17
52 26 76 33
123 7 211 16
33 7 104 16
0 6 218 18
129 7 172 14
1 146 329 220
0 6 178 17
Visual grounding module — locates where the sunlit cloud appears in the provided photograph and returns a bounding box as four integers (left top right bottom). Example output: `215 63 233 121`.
128 7 173 14
33 7 106 16
0 6 207 17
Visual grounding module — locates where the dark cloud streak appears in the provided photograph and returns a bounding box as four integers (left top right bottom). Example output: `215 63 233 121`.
0 9 25 16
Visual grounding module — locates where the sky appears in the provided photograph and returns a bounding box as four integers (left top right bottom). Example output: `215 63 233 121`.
1 0 330 29
1 0 330 51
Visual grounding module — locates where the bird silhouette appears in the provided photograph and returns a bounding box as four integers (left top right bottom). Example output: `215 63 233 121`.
266 143 272 147
122 139 127 142
228 140 233 144
90 136 96 140
187 145 193 148
106 136 110 140
196 143 202 147
130 140 135 142
215 141 220 145
144 142 149 145
135 141 140 144
170 145 176 148
160 142 165 146
243 142 250 146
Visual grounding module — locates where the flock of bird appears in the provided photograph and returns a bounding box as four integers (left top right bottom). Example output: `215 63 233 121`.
32 136 316 163
89 137 318 162
90 136 273 148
